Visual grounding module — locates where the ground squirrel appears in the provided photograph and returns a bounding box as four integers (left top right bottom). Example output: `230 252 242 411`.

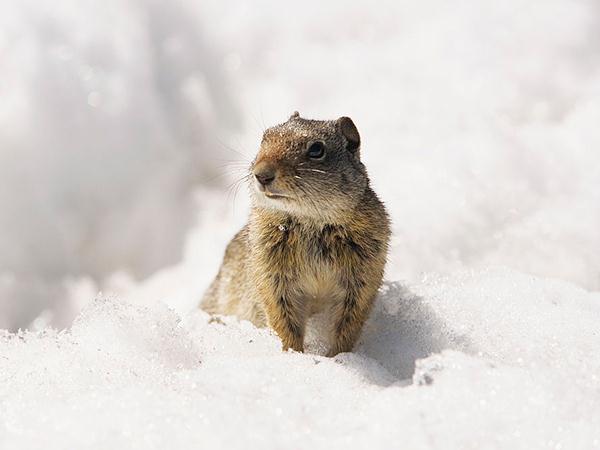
201 113 390 356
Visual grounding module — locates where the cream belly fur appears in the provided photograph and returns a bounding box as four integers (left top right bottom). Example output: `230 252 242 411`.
299 267 347 352
298 265 345 315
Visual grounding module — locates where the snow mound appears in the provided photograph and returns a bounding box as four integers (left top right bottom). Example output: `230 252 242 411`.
3 0 600 331
0 0 238 329
2 269 599 449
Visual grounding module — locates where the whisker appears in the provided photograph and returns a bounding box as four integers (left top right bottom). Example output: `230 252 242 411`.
294 180 319 213
231 179 244 212
226 173 251 209
215 165 250 175
215 159 250 166
204 162 250 183
214 164 250 174
202 169 243 185
297 168 328 174
215 137 253 162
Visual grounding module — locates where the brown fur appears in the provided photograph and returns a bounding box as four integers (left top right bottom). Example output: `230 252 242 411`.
201 113 390 356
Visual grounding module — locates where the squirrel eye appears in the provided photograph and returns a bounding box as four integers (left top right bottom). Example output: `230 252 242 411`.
306 141 326 159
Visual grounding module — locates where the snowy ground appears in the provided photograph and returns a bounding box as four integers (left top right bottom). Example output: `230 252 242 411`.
3 271 600 449
1 0 600 449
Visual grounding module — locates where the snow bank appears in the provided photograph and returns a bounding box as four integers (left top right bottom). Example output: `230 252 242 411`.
2 269 600 449
0 0 239 328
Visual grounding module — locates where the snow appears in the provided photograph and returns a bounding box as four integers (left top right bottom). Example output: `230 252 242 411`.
2 271 600 449
1 0 600 448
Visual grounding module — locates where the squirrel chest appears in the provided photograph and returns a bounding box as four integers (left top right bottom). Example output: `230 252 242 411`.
252 221 369 314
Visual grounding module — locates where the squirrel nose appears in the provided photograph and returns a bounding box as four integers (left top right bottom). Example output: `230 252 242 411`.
254 163 276 186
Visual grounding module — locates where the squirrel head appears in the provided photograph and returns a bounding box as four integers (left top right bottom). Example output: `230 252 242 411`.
250 113 369 222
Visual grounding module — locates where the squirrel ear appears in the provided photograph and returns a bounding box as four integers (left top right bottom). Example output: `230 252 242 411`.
337 116 360 152
289 111 300 120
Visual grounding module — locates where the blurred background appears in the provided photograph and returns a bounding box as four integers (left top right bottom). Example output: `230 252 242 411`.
1 0 599 331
